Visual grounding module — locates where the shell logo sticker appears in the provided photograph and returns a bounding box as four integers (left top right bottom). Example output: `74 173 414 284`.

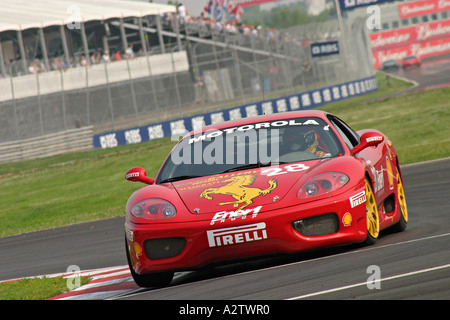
199 174 278 211
342 212 352 227
133 242 142 257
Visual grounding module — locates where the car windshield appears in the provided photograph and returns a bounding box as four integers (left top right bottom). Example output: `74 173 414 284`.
156 117 344 183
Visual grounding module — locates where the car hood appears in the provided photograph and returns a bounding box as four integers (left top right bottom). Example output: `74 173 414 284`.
171 160 321 214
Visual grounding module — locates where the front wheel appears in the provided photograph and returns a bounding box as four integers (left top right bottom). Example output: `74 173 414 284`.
125 237 174 287
364 178 380 246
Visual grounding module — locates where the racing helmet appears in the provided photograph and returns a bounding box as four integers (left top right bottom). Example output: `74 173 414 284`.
282 126 318 153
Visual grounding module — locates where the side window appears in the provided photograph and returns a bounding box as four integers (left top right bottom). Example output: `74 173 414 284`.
328 116 360 150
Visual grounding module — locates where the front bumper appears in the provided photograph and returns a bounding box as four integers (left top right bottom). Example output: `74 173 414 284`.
125 188 367 275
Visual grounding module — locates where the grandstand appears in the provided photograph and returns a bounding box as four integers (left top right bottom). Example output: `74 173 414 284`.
0 0 184 92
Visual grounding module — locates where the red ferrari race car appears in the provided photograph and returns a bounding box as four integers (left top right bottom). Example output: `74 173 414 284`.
401 56 421 69
124 110 408 287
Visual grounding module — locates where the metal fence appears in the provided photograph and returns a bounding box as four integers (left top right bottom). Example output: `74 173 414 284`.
0 17 375 145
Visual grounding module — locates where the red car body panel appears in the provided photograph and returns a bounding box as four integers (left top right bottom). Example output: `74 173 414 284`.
124 110 405 276
402 56 421 68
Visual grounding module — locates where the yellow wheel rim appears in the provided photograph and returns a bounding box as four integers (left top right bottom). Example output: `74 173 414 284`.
397 172 408 222
365 179 380 239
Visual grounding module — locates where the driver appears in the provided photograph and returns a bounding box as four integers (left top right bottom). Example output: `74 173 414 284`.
281 126 330 158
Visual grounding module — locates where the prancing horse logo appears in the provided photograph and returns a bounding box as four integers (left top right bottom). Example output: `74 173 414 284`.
199 175 278 211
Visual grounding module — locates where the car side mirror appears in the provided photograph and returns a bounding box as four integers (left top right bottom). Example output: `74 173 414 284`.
351 131 384 155
125 167 155 185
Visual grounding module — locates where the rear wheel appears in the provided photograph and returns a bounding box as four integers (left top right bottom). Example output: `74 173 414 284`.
391 171 408 232
364 178 380 245
125 237 174 287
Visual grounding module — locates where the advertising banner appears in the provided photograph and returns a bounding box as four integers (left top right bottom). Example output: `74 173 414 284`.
93 76 378 149
398 0 450 20
372 37 450 68
370 18 450 68
370 19 450 50
310 41 340 57
338 0 394 11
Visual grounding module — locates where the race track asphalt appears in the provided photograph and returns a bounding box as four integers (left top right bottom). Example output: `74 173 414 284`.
118 158 450 300
1 158 449 300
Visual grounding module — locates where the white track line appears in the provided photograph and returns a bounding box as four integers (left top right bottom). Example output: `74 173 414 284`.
120 232 450 300
286 263 450 300
237 232 450 276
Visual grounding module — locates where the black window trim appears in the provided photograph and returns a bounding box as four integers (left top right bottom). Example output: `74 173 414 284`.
327 115 360 151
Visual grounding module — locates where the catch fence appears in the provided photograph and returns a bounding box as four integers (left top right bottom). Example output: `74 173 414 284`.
0 17 375 149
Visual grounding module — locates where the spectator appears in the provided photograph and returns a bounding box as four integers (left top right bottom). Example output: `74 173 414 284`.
52 57 67 71
265 28 274 42
80 55 87 67
91 51 101 64
251 25 258 37
194 75 205 104
301 60 313 81
112 50 121 62
302 60 311 73
125 44 135 59
243 24 251 35
37 60 46 72
177 3 187 24
28 61 37 74
102 50 110 63
213 19 223 32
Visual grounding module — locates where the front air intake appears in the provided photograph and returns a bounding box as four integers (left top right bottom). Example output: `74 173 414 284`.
144 237 186 259
292 213 339 236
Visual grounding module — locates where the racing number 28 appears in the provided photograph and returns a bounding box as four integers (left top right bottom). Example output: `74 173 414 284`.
261 164 309 176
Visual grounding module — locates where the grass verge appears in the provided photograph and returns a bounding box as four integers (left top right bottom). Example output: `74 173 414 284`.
0 139 177 237
0 276 91 300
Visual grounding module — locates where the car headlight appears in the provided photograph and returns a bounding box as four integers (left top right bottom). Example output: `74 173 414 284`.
298 172 349 199
130 199 177 219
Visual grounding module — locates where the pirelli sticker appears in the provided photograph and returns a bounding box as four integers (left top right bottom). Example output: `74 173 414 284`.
349 191 366 208
207 223 268 248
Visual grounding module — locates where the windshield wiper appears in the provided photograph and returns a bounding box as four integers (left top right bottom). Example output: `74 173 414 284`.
217 162 280 174
159 175 201 184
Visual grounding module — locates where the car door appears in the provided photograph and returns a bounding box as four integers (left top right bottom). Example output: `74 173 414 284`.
327 115 387 197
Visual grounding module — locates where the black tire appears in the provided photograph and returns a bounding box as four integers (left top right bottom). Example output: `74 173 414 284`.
390 171 408 233
390 207 407 233
125 237 174 287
